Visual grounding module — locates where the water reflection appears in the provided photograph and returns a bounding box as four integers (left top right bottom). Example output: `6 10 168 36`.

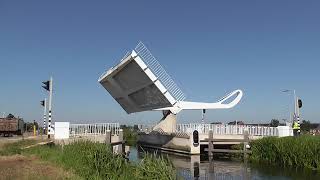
129 146 320 180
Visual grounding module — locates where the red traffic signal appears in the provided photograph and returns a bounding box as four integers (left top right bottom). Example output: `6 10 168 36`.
42 81 50 91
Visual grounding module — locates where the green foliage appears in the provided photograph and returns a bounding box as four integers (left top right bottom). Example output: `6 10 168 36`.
0 139 37 156
24 141 176 180
300 120 311 132
270 119 279 127
123 127 138 146
250 135 320 171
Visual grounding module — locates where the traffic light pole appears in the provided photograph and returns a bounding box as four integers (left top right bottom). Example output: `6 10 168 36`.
48 77 53 139
43 98 47 135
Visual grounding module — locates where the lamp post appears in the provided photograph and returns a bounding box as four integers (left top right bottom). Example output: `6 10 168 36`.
282 89 297 123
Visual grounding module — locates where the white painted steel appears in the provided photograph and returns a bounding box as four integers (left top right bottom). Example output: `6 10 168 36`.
156 89 243 114
69 123 120 137
135 42 186 102
176 123 279 136
99 42 243 115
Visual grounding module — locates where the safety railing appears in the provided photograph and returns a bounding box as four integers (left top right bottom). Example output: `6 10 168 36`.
176 123 279 136
69 123 120 137
135 41 186 102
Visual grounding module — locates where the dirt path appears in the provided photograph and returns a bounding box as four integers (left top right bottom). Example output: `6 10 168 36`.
0 155 80 180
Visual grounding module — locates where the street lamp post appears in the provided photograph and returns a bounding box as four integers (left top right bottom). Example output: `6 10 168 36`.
282 89 302 135
282 89 297 123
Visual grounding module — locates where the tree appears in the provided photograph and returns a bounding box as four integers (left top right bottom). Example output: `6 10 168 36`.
270 119 279 127
228 121 244 125
300 120 311 132
6 113 15 119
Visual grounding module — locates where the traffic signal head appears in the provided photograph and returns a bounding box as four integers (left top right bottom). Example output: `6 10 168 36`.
193 130 199 146
40 100 45 107
298 99 302 108
42 81 50 91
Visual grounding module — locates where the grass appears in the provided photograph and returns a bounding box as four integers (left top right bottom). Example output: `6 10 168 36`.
0 155 80 180
0 139 38 156
21 140 176 180
250 135 320 171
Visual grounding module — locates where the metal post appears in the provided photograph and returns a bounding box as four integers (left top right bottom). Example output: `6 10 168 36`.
43 98 47 135
48 77 53 139
293 90 297 120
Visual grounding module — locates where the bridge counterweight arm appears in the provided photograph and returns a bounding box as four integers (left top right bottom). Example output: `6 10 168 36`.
154 89 243 114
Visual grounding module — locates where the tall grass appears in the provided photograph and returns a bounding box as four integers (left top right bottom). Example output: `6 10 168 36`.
23 141 176 180
250 135 320 171
0 139 37 156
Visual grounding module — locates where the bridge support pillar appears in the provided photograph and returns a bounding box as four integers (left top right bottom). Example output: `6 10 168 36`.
153 112 176 133
208 130 214 158
118 129 124 154
243 130 249 159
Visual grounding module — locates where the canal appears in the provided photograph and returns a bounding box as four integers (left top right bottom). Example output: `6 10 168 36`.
129 146 320 180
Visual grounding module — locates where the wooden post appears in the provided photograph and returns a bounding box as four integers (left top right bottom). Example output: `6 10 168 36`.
105 130 111 144
118 129 123 154
208 130 214 158
243 130 249 159
208 129 214 178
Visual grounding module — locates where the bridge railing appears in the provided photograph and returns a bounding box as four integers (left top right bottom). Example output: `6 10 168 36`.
69 123 120 137
176 124 279 136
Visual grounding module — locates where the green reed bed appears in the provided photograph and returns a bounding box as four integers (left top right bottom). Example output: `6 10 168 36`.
250 135 320 171
23 141 176 180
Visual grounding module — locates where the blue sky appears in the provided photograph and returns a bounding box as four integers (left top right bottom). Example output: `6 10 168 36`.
0 1 319 125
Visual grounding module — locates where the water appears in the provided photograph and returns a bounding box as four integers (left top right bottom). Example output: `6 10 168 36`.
129 146 320 180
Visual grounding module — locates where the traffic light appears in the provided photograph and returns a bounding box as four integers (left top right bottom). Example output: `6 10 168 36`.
193 130 199 146
298 99 302 108
40 100 45 107
42 81 50 91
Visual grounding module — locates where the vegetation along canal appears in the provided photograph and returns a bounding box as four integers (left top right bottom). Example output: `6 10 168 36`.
129 146 319 179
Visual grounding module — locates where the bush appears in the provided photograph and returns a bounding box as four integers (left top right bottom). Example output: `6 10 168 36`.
250 135 320 171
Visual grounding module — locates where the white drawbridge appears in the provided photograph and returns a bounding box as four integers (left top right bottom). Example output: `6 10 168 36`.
98 42 243 132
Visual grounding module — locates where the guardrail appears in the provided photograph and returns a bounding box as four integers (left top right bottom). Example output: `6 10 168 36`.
69 123 120 137
135 42 186 102
176 123 279 136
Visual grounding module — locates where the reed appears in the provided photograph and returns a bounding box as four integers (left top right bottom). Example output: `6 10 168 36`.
250 135 320 171
23 140 176 179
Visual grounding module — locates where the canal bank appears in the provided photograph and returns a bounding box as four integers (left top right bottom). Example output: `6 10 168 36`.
130 146 320 179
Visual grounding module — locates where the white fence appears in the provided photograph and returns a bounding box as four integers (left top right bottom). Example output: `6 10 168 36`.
69 123 120 137
176 124 279 136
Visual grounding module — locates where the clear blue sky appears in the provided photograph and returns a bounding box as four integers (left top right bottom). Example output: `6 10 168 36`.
0 1 319 125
